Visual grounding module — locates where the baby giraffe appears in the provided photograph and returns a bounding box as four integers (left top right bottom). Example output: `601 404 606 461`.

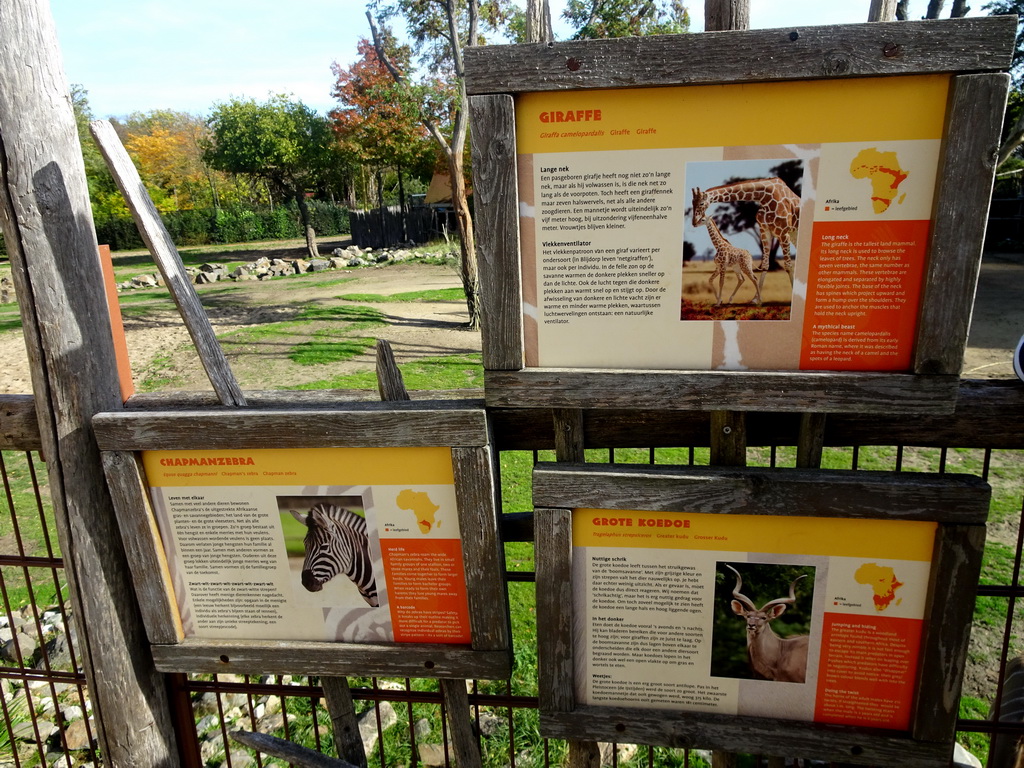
691 188 762 306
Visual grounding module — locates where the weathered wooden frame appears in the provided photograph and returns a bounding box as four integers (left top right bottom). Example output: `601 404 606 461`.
93 402 511 679
466 17 1016 414
532 463 990 766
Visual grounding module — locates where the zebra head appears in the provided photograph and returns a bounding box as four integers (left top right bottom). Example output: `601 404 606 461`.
294 503 378 607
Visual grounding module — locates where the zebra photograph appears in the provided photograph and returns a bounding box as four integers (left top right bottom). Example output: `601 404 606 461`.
278 495 380 609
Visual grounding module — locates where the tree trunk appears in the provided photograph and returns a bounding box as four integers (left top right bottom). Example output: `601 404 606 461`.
705 0 750 31
868 0 898 21
295 190 318 259
448 150 480 329
526 0 553 43
950 0 970 17
925 0 945 18
397 165 408 243
896 0 909 19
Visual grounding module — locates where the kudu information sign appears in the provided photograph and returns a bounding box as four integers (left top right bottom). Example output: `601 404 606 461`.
533 464 990 766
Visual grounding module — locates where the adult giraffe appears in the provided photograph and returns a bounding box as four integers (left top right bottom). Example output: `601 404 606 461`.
691 177 800 286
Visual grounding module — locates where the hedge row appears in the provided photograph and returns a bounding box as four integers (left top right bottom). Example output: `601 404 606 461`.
94 201 351 251
87 201 349 252
0 202 350 256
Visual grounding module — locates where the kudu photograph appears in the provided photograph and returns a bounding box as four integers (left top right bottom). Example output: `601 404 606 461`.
711 562 816 683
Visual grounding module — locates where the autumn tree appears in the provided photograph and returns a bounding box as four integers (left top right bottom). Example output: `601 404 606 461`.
204 96 338 259
563 0 690 38
367 0 499 329
331 37 434 216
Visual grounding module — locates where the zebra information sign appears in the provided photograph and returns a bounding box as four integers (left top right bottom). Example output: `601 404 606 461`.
142 446 472 645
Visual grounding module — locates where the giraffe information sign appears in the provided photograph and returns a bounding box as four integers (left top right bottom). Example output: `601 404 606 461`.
141 446 472 645
570 509 935 731
517 74 946 371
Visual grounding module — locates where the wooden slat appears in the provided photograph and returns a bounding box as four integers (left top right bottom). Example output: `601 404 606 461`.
440 679 483 768
469 95 523 370
796 413 827 468
911 523 987 741
92 406 489 450
489 379 1024 450
375 339 409 401
321 678 368 768
532 463 991 523
464 17 1016 94
0 394 41 450
110 380 1024 451
710 412 746 466
540 706 951 767
124 390 484 408
100 451 183 644
452 445 510 652
914 73 1010 374
535 508 574 712
553 409 585 462
230 730 356 768
150 639 511 679
485 369 960 414
89 120 246 407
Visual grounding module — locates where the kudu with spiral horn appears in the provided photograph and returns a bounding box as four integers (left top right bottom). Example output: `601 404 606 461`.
726 564 810 683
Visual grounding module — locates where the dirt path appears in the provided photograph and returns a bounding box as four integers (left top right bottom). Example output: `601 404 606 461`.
1 248 1022 393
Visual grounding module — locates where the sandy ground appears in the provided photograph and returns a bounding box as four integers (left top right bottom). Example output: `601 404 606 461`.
0 250 1022 394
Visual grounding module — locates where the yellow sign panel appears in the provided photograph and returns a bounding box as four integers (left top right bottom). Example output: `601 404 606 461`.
516 75 950 154
572 508 936 561
142 446 455 487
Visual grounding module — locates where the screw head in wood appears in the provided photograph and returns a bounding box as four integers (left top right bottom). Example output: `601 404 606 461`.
722 426 733 435
883 42 902 57
789 31 800 41
566 57 582 71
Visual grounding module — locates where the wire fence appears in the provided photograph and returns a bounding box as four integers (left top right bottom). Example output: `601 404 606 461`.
1 429 1022 768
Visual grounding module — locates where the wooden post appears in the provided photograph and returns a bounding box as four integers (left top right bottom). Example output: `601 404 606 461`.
704 0 749 32
0 1 179 764
551 407 603 768
376 340 483 768
868 0 898 21
703 19 749 756
526 0 553 43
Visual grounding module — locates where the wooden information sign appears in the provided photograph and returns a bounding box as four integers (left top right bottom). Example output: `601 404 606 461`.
532 463 990 766
93 403 510 680
466 18 1016 413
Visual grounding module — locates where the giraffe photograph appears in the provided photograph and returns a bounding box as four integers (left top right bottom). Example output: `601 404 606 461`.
683 158 805 321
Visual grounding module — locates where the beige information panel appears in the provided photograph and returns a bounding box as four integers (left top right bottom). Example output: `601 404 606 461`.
142 447 472 645
517 75 947 372
572 509 935 730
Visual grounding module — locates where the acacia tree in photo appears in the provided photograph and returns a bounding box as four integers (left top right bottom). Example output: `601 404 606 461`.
204 96 338 260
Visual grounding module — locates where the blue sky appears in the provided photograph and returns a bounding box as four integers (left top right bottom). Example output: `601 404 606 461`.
50 1 977 119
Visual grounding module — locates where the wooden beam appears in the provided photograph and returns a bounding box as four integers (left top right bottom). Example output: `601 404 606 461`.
92 405 490 450
464 17 1016 94
484 369 960 414
89 120 246 406
0 1 178 763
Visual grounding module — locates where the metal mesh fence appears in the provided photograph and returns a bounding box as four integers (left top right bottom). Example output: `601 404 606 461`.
1 439 1022 768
